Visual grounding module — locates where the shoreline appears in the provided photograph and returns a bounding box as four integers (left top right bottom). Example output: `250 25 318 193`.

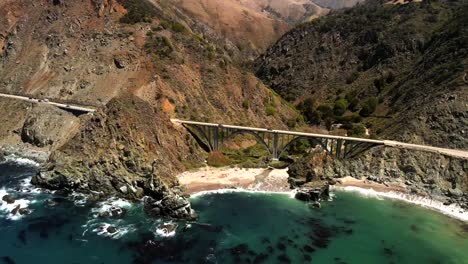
180 168 467 222
0 143 50 165
1 152 466 222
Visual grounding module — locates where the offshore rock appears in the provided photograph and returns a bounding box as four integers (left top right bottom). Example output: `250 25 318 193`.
289 153 331 203
295 184 329 202
144 193 197 220
2 194 16 204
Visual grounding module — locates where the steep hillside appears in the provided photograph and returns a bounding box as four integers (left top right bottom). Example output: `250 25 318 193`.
0 0 297 139
167 0 329 57
0 0 298 216
255 0 467 149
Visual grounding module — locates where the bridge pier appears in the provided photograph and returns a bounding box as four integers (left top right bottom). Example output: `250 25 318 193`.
336 139 343 159
273 133 279 160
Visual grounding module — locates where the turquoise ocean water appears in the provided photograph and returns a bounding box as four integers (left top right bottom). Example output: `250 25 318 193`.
0 159 467 263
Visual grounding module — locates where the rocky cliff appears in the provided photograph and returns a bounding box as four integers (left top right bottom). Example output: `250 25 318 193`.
32 93 202 219
288 147 468 209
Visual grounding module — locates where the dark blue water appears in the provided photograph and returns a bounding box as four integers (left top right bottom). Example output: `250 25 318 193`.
0 159 467 264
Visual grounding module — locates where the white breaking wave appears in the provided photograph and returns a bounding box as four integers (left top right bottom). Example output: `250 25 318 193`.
91 222 136 239
91 197 133 215
0 188 34 220
155 222 177 238
332 185 468 222
71 192 88 206
3 155 40 167
18 177 43 194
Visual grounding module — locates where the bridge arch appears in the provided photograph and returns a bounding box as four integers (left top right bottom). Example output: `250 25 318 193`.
276 136 330 159
222 130 272 155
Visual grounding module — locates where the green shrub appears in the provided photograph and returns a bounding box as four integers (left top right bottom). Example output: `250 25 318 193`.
242 99 250 109
289 138 311 154
119 0 158 24
266 105 276 116
317 105 333 119
298 97 321 124
345 93 359 112
349 123 366 137
171 22 187 33
359 97 378 117
145 35 174 58
333 98 349 116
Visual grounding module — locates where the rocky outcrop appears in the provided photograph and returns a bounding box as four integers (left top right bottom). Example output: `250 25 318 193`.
32 93 203 219
289 147 468 210
288 152 332 204
21 104 80 148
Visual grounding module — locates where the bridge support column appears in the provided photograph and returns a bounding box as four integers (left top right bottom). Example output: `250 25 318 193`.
336 139 343 159
272 133 279 160
213 127 219 151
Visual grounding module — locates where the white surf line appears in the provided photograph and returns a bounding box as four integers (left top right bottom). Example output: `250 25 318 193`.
3 155 40 167
332 185 468 222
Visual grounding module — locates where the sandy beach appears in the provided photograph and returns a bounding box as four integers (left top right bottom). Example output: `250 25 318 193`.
177 166 290 194
177 167 406 195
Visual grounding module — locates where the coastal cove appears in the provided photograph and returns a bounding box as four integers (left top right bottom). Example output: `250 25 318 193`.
1 158 467 263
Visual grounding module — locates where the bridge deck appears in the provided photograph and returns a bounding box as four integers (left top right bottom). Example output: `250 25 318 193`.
0 93 96 113
171 119 468 159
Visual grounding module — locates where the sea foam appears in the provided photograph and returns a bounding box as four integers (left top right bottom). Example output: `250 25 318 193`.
0 188 34 220
332 185 468 222
3 155 40 167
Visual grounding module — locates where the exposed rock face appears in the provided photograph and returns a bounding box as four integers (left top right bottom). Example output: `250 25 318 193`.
295 184 329 203
289 152 331 203
32 93 203 219
21 104 80 148
289 147 468 209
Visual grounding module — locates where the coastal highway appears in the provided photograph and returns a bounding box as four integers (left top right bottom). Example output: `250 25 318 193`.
0 93 96 113
171 119 468 160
